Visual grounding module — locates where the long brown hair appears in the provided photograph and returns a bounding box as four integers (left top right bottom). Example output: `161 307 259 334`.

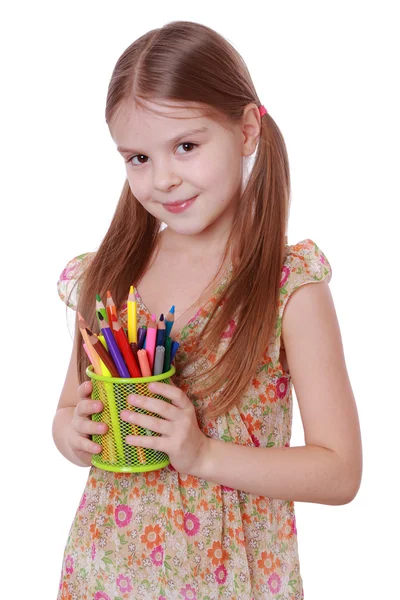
70 20 291 421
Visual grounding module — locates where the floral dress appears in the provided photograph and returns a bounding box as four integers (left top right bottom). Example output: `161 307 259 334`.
56 238 332 600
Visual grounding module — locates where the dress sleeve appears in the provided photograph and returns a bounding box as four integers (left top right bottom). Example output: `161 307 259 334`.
57 252 95 311
276 238 333 342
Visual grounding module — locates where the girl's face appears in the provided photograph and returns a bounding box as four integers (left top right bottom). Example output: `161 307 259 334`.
110 100 248 240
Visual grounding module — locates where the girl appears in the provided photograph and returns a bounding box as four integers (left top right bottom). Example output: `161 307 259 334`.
53 20 362 600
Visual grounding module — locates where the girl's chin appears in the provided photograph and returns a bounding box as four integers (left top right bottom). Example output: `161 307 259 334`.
164 223 205 236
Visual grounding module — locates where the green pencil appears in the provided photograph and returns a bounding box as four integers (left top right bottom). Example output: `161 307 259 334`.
96 294 108 330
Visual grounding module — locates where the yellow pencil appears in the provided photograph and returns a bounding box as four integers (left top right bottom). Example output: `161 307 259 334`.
99 334 145 466
97 335 126 463
127 285 137 344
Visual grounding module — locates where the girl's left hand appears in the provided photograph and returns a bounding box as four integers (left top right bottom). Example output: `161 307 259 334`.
120 381 209 475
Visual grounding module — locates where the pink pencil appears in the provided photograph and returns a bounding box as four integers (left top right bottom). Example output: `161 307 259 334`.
146 314 157 373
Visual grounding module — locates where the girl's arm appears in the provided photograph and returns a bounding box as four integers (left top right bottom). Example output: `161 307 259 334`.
193 281 363 505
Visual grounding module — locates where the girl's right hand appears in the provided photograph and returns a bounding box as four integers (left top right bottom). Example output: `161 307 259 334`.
68 381 108 467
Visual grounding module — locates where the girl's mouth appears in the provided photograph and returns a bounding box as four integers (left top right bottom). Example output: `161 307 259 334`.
163 196 198 213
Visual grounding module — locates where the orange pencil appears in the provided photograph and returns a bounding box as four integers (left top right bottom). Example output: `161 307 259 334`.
106 290 117 325
77 313 102 375
137 349 152 377
110 314 141 378
132 348 152 464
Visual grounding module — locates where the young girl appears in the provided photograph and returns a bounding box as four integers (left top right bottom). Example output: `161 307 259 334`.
53 20 362 600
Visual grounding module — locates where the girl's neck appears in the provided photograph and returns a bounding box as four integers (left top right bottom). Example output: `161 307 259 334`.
158 226 231 264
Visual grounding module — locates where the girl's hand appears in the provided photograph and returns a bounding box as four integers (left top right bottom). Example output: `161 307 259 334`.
67 381 109 467
120 381 209 475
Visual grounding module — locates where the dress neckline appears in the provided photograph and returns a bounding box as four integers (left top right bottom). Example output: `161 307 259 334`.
134 263 234 343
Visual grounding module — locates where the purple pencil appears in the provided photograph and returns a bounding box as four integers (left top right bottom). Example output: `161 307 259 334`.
98 312 130 377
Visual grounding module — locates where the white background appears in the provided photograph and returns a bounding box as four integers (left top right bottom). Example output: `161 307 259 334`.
2 1 399 598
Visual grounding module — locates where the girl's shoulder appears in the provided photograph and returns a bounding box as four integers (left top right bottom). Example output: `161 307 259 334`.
57 251 96 311
280 238 332 310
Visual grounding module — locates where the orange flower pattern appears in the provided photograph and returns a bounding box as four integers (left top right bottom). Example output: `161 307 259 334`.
56 238 332 599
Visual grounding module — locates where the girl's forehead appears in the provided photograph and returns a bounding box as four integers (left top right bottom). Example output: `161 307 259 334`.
115 100 209 128
109 99 227 141
128 97 209 116
110 105 231 150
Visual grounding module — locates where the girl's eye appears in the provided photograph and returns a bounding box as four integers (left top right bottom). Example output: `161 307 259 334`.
126 142 198 166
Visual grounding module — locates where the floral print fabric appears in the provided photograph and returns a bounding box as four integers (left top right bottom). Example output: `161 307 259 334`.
56 238 332 599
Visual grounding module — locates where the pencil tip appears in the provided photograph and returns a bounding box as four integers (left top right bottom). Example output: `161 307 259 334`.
107 290 111 298
96 294 101 302
160 313 164 321
98 311 104 320
170 306 175 314
85 327 93 336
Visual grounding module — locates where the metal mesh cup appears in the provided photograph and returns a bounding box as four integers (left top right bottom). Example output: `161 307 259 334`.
86 364 176 473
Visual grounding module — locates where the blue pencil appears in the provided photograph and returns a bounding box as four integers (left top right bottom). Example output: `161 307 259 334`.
165 306 175 337
156 314 166 347
170 340 180 363
138 327 147 350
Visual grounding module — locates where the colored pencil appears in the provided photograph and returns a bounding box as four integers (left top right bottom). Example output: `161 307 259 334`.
97 334 111 368
137 349 152 377
85 327 119 378
102 323 145 464
170 340 180 363
97 336 127 462
163 336 172 372
138 327 147 350
98 312 130 378
77 313 102 375
129 342 139 366
146 314 158 372
164 305 175 337
106 290 117 325
156 314 166 347
110 314 141 378
127 285 137 344
153 346 165 376
82 343 119 463
96 294 108 329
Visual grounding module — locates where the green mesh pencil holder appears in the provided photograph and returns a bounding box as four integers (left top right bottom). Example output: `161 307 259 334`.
86 364 176 473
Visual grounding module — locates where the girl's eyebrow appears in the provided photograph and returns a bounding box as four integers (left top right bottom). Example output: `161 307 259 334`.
117 127 209 154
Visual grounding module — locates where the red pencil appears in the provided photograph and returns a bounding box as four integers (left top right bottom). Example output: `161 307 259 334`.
111 314 141 378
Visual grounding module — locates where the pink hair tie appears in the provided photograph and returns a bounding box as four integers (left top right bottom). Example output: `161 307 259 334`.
259 105 268 117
